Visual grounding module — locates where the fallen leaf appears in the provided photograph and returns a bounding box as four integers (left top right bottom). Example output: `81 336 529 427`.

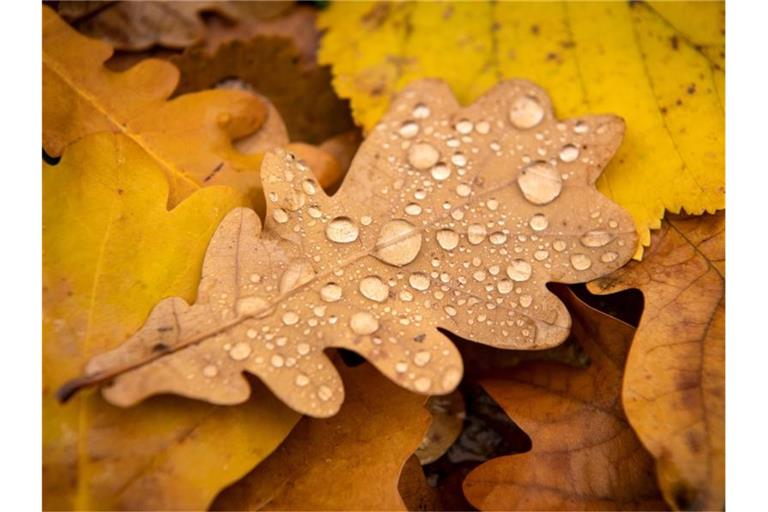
43 5 268 208
588 212 724 510
317 1 725 255
172 36 356 144
65 78 637 418
415 392 465 465
462 287 666 510
210 362 430 511
43 133 299 510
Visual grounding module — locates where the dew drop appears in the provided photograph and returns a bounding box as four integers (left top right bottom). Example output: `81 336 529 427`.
202 365 218 377
361 215 373 226
441 367 461 389
413 103 430 119
559 144 580 162
408 142 440 170
326 216 359 244
455 119 473 134
489 231 508 245
279 260 316 294
509 96 544 129
519 295 533 308
373 219 423 266
451 153 467 167
431 163 451 181
414 377 432 392
413 350 432 367
534 250 549 261
395 361 408 373
529 213 549 231
486 199 499 211
236 295 270 317
302 179 317 195
249 273 262 283
409 272 431 291
436 229 460 251
295 374 310 387
507 260 532 282
601 251 619 263
444 305 458 317
297 343 311 356
455 183 472 197
273 208 289 224
553 240 567 252
467 224 487 245
518 162 563 205
405 203 423 216
574 120 589 134
318 385 333 401
320 282 343 302
350 312 379 335
473 270 486 282
246 328 257 339
359 276 389 302
307 205 322 218
497 279 514 294
271 354 285 368
399 121 419 138
282 311 300 325
475 121 490 134
570 253 593 271
229 342 252 361
580 230 613 248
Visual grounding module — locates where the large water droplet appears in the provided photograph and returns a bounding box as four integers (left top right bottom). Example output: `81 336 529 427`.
408 143 440 170
326 216 359 244
436 229 459 251
529 213 549 231
279 260 316 294
320 282 343 302
580 230 613 248
507 260 532 282
413 350 432 367
455 119 473 134
374 219 423 267
431 163 451 181
229 342 252 361
282 311 300 325
570 253 593 271
399 121 419 138
467 224 487 245
359 276 389 302
413 103 430 119
509 96 544 129
350 312 379 335
518 162 563 205
273 208 289 224
489 231 508 245
559 144 580 162
408 272 431 291
405 203 423 216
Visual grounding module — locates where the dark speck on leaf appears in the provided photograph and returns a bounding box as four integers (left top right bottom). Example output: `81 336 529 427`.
670 36 679 50
687 83 696 94
676 98 683 106
530 24 539 35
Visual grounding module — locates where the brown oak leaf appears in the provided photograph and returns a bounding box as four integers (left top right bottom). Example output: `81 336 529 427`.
62 79 637 417
589 212 725 510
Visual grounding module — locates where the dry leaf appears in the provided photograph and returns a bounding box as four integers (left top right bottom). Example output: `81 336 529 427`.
43 132 299 510
588 212 724 510
172 36 356 144
416 392 465 465
463 287 666 510
317 1 725 256
63 79 637 418
210 362 430 511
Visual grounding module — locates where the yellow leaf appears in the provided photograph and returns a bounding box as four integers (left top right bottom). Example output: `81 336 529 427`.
43 133 299 510
317 1 725 256
43 5 268 209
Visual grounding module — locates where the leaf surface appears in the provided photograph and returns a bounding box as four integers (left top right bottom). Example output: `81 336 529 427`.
69 78 637 417
43 133 299 510
317 1 725 255
589 212 724 510
211 362 429 511
462 288 666 510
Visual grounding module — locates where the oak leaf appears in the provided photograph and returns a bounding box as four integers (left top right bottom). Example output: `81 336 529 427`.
64 79 637 418
589 212 724 510
43 132 299 510
462 287 666 510
211 362 430 511
317 1 725 255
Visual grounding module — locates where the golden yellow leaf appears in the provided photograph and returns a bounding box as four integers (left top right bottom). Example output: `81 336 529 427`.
63 79 636 418
43 133 299 510
317 1 725 256
589 212 724 510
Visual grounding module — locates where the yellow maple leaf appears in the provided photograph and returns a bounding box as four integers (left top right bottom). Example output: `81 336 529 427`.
317 1 724 256
43 133 299 510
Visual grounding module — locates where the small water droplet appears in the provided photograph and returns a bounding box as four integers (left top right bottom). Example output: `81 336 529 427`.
271 354 285 368
318 385 333 401
320 282 342 302
529 213 549 231
519 295 533 308
580 230 613 248
570 253 593 270
601 251 619 263
497 279 514 294
249 273 262 283
302 179 317 195
473 270 486 282
361 215 373 226
441 367 461 389
409 272 431 291
414 376 432 392
279 260 316 294
282 311 300 325
308 205 322 218
475 121 490 134
405 203 423 216
413 350 432 367
408 142 440 170
374 219 423 267
534 250 549 261
467 224 487 245
574 121 589 134
431 163 451 181
236 295 270 317
246 328 257 339
326 216 359 244
455 183 471 197
359 276 389 302
395 361 408 373
295 374 310 386
202 365 218 377
229 342 252 361
413 103 430 119
436 229 459 251
455 119 473 134
350 312 379 335
559 144 580 162
509 96 544 129
553 240 567 252
273 208 289 224
489 231 508 245
507 260 532 282
518 162 563 205
399 121 419 138
486 199 499 211
451 153 467 167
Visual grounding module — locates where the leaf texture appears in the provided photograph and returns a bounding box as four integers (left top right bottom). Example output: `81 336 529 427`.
43 133 299 510
317 1 725 256
70 79 637 418
589 212 724 510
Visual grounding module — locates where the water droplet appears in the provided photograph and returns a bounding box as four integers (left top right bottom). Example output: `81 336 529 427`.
486 199 499 211
574 120 589 134
518 162 563 205
455 119 473 134
318 385 333 401
529 213 549 231
601 251 619 263
273 208 289 224
507 260 532 282
414 376 432 392
431 163 451 181
413 103 430 119
570 253 593 270
580 230 613 248
399 290 414 301
473 270 486 282
399 121 419 138
271 354 285 368
489 231 508 245
308 205 322 218
455 183 472 197
497 279 514 294
395 361 408 373
467 224 487 245
559 144 580 162
408 142 440 170
326 216 359 244
320 282 342 302
302 179 317 195
359 276 389 302
202 365 218 377
451 153 467 167
405 203 423 216
361 215 373 226
236 295 270 317
374 219 423 267
409 272 431 291
246 328 257 339
534 250 549 261
413 350 432 367
441 367 461 389
436 229 459 251
444 305 458 317
509 96 544 129
350 312 379 335
475 121 490 134
519 295 533 308
229 342 252 361
553 240 567 252
295 374 310 386
249 273 262 283
279 260 316 294
282 311 300 325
